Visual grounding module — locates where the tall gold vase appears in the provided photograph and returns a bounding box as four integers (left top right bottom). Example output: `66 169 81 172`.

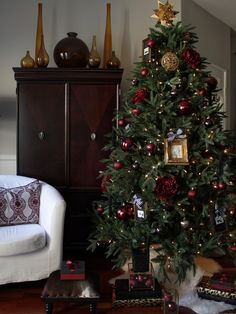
88 35 101 68
103 3 112 68
35 2 49 67
36 34 49 67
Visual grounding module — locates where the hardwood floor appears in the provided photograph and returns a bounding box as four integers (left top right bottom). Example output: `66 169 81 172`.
0 255 235 314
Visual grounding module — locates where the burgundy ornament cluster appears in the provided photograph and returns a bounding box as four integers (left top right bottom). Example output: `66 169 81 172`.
154 176 179 200
116 203 134 220
132 88 148 104
182 48 201 69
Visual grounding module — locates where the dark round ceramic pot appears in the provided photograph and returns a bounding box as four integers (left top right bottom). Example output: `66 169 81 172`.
53 32 89 67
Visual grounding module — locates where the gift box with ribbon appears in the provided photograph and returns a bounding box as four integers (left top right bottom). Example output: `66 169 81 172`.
60 260 85 280
128 262 155 291
199 272 236 293
197 271 236 305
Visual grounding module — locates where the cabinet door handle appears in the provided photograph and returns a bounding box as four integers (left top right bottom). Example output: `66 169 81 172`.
38 131 45 141
91 133 96 141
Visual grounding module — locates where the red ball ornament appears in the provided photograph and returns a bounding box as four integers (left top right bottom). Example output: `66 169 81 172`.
113 160 122 170
140 68 149 77
118 118 126 127
206 76 218 91
146 143 155 152
147 39 155 48
96 206 105 214
121 138 134 151
178 99 192 115
199 88 206 97
125 203 134 218
218 182 225 190
204 117 214 128
166 301 178 312
116 207 127 220
131 108 141 116
187 189 197 199
229 245 236 252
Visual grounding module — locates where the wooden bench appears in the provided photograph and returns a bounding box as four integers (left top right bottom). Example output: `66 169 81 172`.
41 270 100 313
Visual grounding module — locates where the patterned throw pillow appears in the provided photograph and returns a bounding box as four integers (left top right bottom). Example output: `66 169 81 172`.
0 180 41 226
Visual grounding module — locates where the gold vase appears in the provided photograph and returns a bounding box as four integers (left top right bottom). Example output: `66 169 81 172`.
20 51 35 68
106 50 120 69
35 2 49 67
36 34 49 67
103 3 112 68
88 35 101 68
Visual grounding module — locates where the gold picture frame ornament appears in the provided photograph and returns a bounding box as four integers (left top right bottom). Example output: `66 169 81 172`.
164 136 189 165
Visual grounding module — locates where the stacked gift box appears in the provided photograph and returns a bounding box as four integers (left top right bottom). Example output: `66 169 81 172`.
112 263 162 307
197 271 236 305
113 278 162 307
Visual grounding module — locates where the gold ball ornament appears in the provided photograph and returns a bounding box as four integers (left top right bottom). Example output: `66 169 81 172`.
161 52 179 71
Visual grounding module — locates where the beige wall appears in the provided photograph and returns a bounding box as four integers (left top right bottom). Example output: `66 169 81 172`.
182 0 232 129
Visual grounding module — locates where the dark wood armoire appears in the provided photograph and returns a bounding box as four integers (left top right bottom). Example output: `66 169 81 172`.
13 68 123 255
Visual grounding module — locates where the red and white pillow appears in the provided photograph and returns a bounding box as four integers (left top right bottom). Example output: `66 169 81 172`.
0 180 41 226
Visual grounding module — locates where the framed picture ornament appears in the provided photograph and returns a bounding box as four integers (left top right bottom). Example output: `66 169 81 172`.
164 138 189 165
211 203 228 233
142 38 158 62
133 194 147 220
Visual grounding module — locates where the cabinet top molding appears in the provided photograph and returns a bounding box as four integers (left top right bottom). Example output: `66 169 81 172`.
13 67 123 83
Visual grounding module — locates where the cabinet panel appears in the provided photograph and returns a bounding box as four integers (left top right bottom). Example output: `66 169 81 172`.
17 83 66 185
69 84 117 188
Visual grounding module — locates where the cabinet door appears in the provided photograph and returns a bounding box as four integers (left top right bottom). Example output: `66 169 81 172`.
17 82 66 186
69 83 117 188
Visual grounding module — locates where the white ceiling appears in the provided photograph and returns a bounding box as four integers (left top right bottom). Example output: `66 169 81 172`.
192 0 236 32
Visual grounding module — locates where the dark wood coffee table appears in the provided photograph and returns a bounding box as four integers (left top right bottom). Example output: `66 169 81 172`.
41 270 100 313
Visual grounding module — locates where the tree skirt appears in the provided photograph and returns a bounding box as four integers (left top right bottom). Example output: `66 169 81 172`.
180 291 236 314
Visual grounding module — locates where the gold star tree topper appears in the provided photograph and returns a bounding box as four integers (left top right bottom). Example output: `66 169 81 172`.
151 0 178 26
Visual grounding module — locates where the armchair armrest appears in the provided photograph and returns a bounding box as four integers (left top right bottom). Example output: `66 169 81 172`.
39 182 66 256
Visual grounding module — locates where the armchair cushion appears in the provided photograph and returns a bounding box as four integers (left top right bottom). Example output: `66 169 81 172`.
0 224 46 256
0 179 41 226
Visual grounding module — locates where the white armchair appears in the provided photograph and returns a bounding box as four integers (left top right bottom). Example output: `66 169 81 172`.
0 175 66 284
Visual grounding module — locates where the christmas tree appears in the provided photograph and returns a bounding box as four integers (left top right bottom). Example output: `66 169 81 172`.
88 1 236 282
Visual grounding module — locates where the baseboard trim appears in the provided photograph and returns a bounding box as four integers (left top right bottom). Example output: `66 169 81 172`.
0 154 16 174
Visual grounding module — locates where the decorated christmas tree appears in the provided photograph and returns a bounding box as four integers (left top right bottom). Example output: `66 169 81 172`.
88 1 236 282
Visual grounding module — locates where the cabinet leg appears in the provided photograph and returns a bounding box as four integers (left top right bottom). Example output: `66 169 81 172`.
89 302 96 314
45 302 53 314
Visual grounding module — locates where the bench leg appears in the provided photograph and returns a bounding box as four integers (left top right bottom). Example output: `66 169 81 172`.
89 302 96 314
45 302 53 314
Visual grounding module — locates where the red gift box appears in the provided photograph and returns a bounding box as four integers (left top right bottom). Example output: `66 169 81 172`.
60 260 85 280
199 272 236 293
128 263 155 291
